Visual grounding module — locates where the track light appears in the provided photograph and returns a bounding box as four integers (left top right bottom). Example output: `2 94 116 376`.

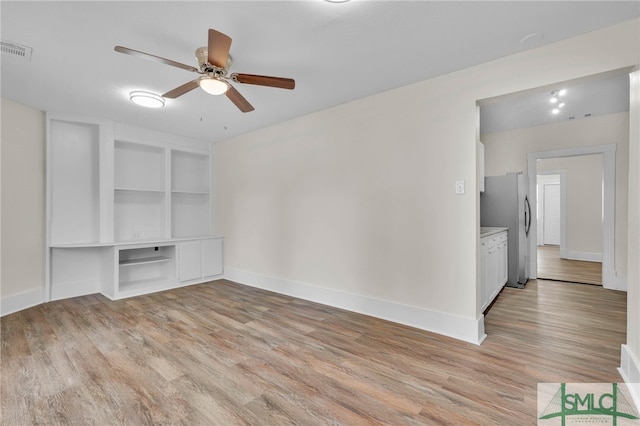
550 89 567 115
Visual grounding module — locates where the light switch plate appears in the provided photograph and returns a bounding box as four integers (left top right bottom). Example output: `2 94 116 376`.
455 180 465 194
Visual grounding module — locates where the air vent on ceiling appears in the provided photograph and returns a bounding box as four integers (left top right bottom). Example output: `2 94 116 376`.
1 41 32 61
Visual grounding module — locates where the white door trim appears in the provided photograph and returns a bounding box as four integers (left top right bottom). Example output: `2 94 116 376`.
527 144 622 290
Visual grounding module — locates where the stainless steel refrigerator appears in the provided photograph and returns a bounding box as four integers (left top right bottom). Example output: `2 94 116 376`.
481 172 532 288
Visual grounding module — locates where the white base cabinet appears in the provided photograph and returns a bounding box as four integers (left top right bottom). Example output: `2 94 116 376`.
480 230 508 312
178 238 224 282
50 237 223 301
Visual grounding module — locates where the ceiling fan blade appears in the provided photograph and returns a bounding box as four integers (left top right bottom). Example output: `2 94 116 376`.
162 80 200 98
232 73 295 90
114 46 199 73
208 29 232 69
225 85 254 113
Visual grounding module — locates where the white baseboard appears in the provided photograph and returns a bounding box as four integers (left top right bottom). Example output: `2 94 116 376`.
224 268 486 345
1 287 45 317
618 344 640 413
605 274 627 291
562 250 603 262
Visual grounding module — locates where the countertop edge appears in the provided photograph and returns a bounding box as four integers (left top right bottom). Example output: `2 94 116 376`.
480 227 508 238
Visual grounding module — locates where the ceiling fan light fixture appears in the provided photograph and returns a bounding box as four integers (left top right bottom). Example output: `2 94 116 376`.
199 77 229 95
129 91 165 108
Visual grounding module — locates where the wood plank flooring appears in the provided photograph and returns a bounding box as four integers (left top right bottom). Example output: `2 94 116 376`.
537 245 602 285
1 278 626 425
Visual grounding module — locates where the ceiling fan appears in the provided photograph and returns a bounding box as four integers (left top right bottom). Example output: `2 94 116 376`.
115 28 295 113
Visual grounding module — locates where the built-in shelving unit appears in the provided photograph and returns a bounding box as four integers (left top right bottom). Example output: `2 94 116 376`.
46 114 223 302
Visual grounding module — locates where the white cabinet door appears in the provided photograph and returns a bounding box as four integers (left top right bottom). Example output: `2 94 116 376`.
480 231 508 312
481 242 490 311
499 240 508 286
202 238 223 278
178 241 201 282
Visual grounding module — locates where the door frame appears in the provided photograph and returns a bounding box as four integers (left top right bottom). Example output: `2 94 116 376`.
527 144 621 290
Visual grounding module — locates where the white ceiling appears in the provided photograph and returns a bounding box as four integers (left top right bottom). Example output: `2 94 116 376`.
480 71 631 134
2 1 639 144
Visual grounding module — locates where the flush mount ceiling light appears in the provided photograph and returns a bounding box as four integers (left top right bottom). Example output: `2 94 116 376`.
199 76 229 95
129 91 165 108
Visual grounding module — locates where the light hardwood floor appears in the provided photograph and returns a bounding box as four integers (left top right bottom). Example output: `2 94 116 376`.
537 245 602 285
1 278 626 425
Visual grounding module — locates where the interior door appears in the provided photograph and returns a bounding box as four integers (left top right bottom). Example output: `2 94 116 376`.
543 183 561 245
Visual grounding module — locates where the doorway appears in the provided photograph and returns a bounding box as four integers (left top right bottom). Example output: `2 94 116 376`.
477 69 631 311
535 157 604 285
528 146 616 288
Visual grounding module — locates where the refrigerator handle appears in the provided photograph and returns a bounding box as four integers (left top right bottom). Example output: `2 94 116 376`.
524 195 532 236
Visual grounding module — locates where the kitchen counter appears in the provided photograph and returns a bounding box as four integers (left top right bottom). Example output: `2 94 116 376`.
480 227 508 238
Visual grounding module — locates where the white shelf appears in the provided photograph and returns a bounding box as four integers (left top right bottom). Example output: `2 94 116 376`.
171 190 209 195
119 256 171 267
115 187 166 193
118 277 175 294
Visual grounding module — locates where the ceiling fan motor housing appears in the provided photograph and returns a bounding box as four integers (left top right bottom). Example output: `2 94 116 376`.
195 46 231 76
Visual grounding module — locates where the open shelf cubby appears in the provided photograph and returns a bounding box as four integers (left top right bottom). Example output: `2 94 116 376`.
171 150 209 193
49 119 101 245
172 192 210 238
118 245 176 293
114 140 165 192
114 190 166 242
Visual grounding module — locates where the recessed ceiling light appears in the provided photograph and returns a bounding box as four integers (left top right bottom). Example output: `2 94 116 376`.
551 108 560 114
324 0 351 3
129 91 165 108
558 89 567 96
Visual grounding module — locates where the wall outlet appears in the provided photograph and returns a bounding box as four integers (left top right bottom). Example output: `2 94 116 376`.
455 180 465 194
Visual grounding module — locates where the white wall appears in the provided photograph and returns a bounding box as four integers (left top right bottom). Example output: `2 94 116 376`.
482 112 628 274
214 19 639 344
1 98 46 314
621 70 640 406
